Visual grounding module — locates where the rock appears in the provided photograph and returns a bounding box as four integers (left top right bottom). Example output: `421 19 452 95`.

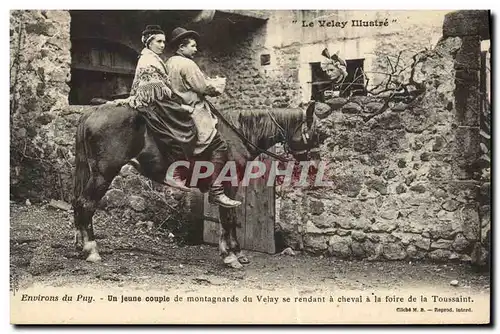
380 210 398 221
366 243 383 261
129 195 146 212
396 184 407 194
450 280 459 287
305 220 323 234
397 158 407 168
405 173 416 186
326 97 348 110
351 230 366 241
429 220 462 239
351 217 370 230
280 247 296 256
351 241 365 257
433 188 448 199
136 221 154 228
406 245 425 259
428 249 452 262
350 205 362 218
328 235 352 258
461 204 480 241
312 216 336 229
441 199 460 212
333 174 363 198
48 199 71 211
337 229 350 236
366 179 388 195
314 102 333 119
336 218 353 229
392 102 408 112
120 164 139 177
383 170 397 180
420 152 431 161
414 236 432 250
25 199 31 206
371 112 402 130
309 200 325 215
341 102 363 114
431 239 453 249
365 102 385 113
102 189 126 208
410 184 426 193
432 137 445 151
383 243 407 260
369 220 397 233
304 235 329 253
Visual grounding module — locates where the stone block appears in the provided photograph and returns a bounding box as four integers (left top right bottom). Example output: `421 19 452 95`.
351 241 365 257
430 239 453 250
309 199 325 215
327 235 352 258
342 102 363 114
452 233 471 252
428 249 453 262
454 36 481 70
382 243 407 260
443 10 490 40
304 235 329 253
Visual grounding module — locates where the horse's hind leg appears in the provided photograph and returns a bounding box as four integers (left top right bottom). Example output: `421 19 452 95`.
74 167 119 262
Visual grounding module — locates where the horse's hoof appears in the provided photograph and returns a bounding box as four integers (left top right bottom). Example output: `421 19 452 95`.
237 255 250 264
86 253 102 263
223 253 243 269
226 260 243 269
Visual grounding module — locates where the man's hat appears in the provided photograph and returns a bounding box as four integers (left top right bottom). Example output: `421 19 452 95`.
169 27 200 46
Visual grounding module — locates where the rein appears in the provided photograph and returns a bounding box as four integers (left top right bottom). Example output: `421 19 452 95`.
206 100 294 163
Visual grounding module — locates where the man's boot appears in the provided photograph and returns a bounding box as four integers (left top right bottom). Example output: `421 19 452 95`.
208 140 241 208
208 184 241 208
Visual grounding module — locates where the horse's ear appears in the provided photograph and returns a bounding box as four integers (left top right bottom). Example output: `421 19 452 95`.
305 101 315 127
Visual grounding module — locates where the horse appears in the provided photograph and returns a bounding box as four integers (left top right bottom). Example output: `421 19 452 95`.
72 101 331 269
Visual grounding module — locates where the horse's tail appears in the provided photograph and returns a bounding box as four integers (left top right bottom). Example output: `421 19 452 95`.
73 112 93 209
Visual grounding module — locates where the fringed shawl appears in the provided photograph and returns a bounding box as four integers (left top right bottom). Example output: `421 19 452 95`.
129 48 173 109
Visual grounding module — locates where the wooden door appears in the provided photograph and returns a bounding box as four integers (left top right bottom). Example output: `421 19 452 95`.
203 153 276 254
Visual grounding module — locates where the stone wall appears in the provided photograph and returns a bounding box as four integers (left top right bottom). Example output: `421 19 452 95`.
10 10 74 202
276 11 491 264
194 23 303 110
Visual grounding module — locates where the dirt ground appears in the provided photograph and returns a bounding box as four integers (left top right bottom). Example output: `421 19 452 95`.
9 202 491 324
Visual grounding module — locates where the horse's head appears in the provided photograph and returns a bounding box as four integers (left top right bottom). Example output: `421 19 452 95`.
286 101 332 163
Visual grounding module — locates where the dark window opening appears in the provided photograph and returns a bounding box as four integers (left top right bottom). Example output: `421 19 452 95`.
310 58 366 101
69 38 138 105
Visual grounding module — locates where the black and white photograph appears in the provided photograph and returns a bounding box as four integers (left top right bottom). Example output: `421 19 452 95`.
9 8 492 324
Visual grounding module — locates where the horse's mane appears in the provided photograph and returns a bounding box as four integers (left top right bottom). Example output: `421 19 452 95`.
218 108 305 145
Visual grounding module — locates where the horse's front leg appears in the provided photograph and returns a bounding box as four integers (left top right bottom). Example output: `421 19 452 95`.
218 205 243 269
232 224 250 265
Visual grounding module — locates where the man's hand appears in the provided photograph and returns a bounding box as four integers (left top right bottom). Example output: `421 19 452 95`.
180 104 195 114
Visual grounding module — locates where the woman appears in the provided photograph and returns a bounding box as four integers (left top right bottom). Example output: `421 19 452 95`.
116 25 197 191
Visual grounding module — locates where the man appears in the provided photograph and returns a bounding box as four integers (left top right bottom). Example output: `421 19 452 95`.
166 27 241 208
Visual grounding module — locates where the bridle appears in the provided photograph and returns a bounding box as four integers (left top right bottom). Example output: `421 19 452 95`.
265 108 320 159
206 100 320 162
